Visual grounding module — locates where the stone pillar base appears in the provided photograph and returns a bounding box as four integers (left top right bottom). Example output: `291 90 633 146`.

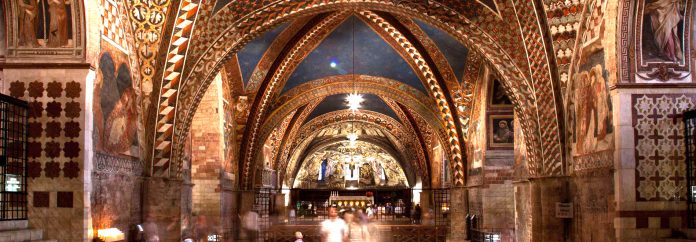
143 177 183 242
514 177 569 242
449 187 468 241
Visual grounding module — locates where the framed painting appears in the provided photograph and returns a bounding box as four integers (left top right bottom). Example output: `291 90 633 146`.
489 79 513 108
488 114 514 149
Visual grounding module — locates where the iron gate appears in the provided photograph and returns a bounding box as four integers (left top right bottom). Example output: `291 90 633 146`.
432 188 450 226
255 188 275 240
685 109 696 227
0 94 28 221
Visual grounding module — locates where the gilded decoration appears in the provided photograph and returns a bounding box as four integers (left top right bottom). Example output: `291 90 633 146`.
282 111 425 185
294 141 409 189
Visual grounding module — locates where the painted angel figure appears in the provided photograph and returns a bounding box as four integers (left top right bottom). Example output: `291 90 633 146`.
645 0 684 62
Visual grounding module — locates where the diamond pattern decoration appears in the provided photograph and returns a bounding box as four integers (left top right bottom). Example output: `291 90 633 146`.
100 0 128 50
151 0 200 177
512 0 564 176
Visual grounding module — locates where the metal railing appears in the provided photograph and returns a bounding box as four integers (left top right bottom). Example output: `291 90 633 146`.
263 224 448 242
685 109 696 228
0 94 28 221
470 229 504 242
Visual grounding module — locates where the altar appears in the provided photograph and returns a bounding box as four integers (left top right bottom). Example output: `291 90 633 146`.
329 195 374 208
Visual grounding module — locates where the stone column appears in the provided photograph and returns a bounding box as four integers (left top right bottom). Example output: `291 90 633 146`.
449 187 468 241
419 189 432 212
220 185 236 239
143 177 183 242
234 191 257 241
238 191 256 213
514 177 568 242
538 177 569 242
275 193 286 221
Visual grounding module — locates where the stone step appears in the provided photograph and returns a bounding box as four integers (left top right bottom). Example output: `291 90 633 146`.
0 220 28 231
0 228 44 241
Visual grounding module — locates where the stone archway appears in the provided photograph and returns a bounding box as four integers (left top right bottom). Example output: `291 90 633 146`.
147 1 565 188
280 111 430 187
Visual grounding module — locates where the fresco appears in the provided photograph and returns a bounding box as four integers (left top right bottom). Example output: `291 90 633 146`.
294 141 408 189
641 0 686 63
488 115 514 148
489 79 512 107
237 22 288 85
94 48 138 157
17 0 73 48
414 19 469 82
282 16 426 93
569 51 613 157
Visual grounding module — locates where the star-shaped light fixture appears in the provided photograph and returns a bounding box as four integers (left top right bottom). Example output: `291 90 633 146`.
346 93 364 111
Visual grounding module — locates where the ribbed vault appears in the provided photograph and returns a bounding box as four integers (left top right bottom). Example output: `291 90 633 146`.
147 1 566 190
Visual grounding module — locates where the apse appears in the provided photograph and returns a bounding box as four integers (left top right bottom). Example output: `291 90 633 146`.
293 140 409 189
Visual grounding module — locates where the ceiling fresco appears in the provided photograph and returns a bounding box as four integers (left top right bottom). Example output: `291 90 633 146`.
304 93 400 123
281 16 426 93
414 20 470 83
149 0 571 189
294 140 409 189
236 23 289 86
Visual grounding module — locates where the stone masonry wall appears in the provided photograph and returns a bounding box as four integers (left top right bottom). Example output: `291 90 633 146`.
4 68 90 241
190 74 226 235
90 153 143 240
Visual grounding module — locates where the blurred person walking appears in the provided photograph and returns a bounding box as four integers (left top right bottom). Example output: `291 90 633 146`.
413 204 422 224
345 211 370 242
242 209 259 241
321 206 347 242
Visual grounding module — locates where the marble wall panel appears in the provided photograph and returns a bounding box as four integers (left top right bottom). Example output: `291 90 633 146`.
632 94 696 201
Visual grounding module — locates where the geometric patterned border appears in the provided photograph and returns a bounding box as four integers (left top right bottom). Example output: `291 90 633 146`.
573 150 613 172
94 152 143 176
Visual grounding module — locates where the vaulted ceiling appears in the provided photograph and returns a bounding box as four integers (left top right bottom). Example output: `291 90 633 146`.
137 0 586 189
221 13 473 188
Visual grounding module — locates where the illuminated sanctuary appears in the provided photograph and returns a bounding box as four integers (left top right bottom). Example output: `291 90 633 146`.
0 1 695 242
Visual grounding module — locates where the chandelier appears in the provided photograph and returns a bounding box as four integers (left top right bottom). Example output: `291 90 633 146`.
346 16 361 143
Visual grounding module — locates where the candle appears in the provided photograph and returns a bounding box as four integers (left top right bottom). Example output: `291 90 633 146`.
97 228 124 242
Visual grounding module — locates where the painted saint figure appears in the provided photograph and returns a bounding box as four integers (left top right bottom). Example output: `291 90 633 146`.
18 0 38 47
493 120 513 143
645 0 684 62
103 87 137 153
575 65 612 154
319 158 328 181
47 0 69 47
